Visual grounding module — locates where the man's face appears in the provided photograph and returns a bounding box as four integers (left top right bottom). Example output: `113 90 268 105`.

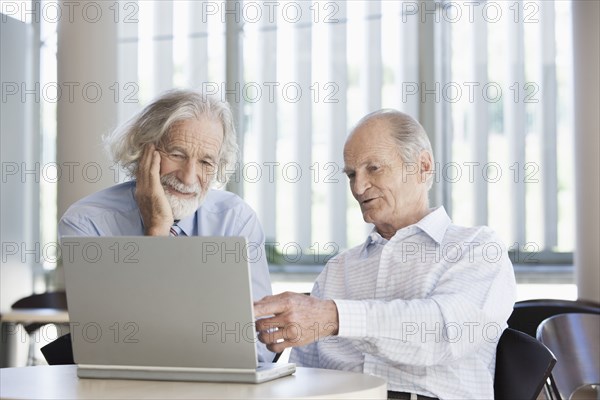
158 117 223 219
343 119 430 237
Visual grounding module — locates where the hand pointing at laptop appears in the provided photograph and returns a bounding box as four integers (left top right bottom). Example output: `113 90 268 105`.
254 292 339 354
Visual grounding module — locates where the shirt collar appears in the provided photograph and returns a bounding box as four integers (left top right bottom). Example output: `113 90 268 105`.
176 212 196 236
359 228 388 258
359 206 451 254
412 206 451 244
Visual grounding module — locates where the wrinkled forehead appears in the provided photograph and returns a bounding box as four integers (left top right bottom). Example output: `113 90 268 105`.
344 119 398 161
161 117 224 155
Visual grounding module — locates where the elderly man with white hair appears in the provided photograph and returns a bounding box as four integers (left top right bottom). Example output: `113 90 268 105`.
59 89 273 361
254 109 517 399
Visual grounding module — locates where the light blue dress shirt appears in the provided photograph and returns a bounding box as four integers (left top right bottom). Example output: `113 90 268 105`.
59 180 274 362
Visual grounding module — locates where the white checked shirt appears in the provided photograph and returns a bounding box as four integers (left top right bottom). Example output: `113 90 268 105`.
290 207 517 400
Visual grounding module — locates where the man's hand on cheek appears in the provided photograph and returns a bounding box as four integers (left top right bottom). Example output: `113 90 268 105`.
135 144 174 236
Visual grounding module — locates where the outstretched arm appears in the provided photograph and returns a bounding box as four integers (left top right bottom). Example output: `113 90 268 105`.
254 292 339 354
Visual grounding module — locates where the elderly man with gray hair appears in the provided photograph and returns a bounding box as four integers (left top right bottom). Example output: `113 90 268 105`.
59 89 273 361
254 109 517 399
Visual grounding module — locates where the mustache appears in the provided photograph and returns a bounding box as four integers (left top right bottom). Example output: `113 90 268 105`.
160 174 200 195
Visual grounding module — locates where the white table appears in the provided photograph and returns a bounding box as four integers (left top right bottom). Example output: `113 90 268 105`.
0 308 69 324
0 365 388 399
0 309 71 367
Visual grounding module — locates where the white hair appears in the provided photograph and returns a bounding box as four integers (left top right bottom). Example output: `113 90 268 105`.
354 109 435 190
104 89 238 186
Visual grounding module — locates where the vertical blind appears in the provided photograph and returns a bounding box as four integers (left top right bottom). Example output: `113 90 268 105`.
37 0 573 265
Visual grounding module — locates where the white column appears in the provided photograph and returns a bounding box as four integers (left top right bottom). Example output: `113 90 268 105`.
470 9 488 226
328 2 348 250
153 1 173 94
505 0 527 247
418 0 446 208
398 0 419 119
363 1 381 112
117 0 140 126
539 0 558 250
572 0 600 303
225 0 244 196
291 1 313 250
57 1 119 218
360 0 382 237
256 7 278 241
187 0 209 88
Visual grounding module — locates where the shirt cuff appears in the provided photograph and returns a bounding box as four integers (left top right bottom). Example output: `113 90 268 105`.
333 299 368 338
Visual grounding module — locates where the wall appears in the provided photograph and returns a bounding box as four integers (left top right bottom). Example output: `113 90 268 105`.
573 0 600 304
0 14 37 311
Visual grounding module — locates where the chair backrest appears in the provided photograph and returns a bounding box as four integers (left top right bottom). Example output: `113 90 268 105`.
41 333 75 365
11 291 68 334
508 299 600 337
494 328 557 400
11 291 68 310
537 313 600 400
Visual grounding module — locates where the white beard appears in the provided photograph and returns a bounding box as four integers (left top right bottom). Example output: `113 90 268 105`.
160 174 205 220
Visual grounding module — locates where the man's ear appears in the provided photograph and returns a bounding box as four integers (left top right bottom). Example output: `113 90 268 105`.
418 151 433 183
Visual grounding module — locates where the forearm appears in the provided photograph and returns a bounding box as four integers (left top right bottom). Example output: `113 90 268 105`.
335 298 494 366
334 268 516 366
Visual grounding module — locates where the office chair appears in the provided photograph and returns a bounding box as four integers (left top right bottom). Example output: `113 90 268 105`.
11 291 68 333
494 328 557 400
507 299 600 338
10 291 68 365
40 333 74 365
537 313 600 400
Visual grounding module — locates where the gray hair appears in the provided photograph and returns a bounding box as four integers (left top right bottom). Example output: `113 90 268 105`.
104 89 238 185
355 109 435 189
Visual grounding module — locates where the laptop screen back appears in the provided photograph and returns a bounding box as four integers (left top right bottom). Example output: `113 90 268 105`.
62 236 258 370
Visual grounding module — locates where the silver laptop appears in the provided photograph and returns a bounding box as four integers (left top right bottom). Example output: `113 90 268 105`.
62 236 295 383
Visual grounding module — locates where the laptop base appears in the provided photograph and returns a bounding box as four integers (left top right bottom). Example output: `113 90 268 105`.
77 362 296 384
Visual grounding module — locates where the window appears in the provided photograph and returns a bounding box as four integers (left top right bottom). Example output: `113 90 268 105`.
240 0 575 265
28 0 574 270
443 0 573 263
